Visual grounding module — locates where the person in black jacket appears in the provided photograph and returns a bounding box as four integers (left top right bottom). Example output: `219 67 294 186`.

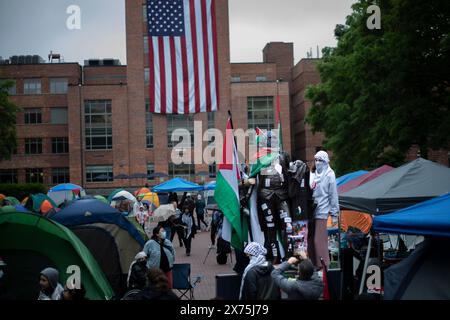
127 251 148 290
271 251 323 300
239 242 280 300
134 268 179 300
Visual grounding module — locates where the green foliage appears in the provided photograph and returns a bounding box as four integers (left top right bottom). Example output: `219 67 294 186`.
306 0 450 174
0 80 20 161
0 184 47 202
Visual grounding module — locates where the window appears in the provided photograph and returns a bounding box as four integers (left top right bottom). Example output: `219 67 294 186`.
256 75 267 82
52 137 69 154
26 168 43 183
0 79 16 95
86 165 114 182
144 36 149 54
52 167 70 184
145 99 154 148
248 96 274 146
0 169 18 184
143 4 147 21
207 112 215 129
51 107 68 124
24 79 41 94
167 114 194 148
231 76 241 83
50 78 68 94
85 100 112 150
169 163 195 180
247 96 274 130
24 108 42 124
147 163 155 180
208 163 216 178
25 138 42 154
144 68 150 85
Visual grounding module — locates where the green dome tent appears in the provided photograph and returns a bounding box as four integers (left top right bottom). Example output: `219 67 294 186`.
0 211 114 300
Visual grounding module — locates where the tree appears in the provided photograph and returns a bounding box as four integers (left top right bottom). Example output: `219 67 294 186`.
0 80 20 161
305 0 450 175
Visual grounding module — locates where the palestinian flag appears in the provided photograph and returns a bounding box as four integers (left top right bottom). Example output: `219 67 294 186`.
214 117 247 249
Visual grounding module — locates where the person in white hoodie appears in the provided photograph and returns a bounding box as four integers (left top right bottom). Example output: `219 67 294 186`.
38 267 64 300
308 150 339 269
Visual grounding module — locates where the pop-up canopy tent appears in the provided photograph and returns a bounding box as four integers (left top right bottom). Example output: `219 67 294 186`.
0 211 114 300
203 180 216 191
338 165 393 194
372 192 450 238
152 177 203 192
336 170 368 187
48 199 145 296
339 158 450 215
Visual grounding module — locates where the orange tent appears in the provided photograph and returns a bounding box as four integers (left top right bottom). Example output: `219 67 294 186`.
135 188 151 196
327 210 372 234
140 192 160 208
40 200 54 215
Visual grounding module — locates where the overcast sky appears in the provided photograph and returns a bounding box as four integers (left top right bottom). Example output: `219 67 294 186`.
0 0 355 65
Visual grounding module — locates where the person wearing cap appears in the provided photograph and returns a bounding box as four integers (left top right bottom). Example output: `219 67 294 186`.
38 267 64 300
271 251 323 300
239 242 280 300
308 150 339 268
127 251 148 290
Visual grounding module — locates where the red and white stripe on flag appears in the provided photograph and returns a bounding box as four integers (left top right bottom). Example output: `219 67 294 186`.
146 0 219 114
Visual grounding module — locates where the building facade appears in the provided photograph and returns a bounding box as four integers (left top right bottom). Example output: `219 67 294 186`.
1 0 448 194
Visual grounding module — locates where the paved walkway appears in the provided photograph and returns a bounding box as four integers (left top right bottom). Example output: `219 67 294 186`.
171 227 236 300
148 217 237 300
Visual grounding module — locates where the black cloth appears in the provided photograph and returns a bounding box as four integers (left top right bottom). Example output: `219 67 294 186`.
128 261 148 290
134 285 179 300
168 192 179 205
197 214 208 229
170 219 184 247
241 263 281 300
183 235 192 255
159 241 171 272
287 160 314 220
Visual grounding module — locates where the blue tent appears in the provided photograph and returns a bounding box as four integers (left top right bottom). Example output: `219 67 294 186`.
203 180 216 190
152 177 204 192
372 192 450 238
49 183 84 192
336 170 368 187
48 199 144 246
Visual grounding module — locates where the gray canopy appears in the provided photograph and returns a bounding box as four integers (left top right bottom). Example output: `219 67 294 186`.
339 158 450 215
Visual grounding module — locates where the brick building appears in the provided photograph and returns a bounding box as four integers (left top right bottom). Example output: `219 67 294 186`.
1 0 448 194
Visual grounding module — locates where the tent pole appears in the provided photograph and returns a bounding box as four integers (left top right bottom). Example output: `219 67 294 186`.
359 233 373 295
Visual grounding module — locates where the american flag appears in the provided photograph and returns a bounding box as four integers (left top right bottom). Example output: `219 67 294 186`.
146 0 219 114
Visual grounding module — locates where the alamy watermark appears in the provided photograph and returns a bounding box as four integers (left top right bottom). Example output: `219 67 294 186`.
66 5 81 30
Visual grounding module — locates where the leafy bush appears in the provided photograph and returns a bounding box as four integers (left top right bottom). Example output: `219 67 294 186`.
0 183 47 202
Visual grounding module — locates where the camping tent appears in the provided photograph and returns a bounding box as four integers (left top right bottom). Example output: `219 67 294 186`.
338 165 393 194
383 238 450 300
48 199 145 295
24 194 58 215
372 192 450 238
0 211 113 300
339 158 450 215
152 177 203 193
48 183 86 206
336 170 368 187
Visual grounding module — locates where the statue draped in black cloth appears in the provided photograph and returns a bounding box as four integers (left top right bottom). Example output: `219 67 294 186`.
256 151 293 263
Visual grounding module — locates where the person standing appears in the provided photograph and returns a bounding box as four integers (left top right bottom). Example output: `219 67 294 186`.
143 225 175 288
195 194 208 231
308 150 339 269
181 206 196 256
169 202 184 247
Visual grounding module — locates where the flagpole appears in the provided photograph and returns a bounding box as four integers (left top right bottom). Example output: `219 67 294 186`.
276 79 283 153
227 110 253 245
